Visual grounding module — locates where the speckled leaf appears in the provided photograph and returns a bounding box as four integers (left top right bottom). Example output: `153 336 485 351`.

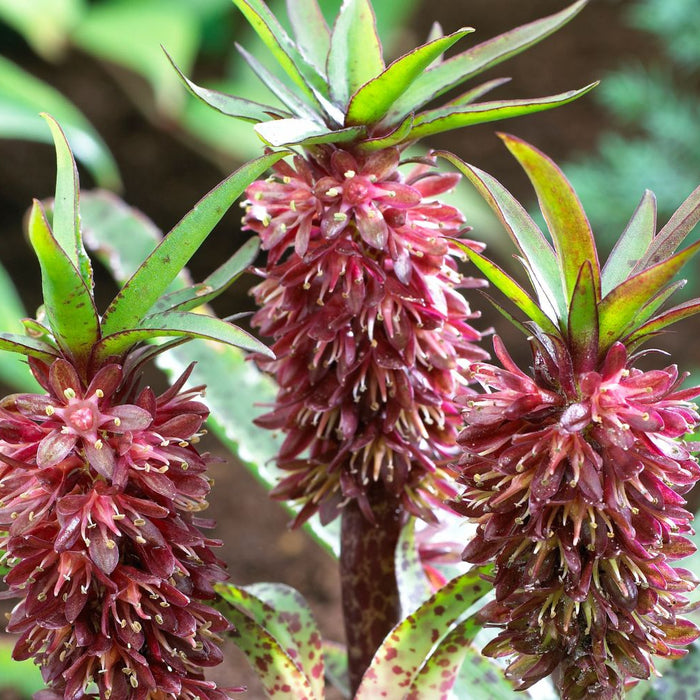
395 518 433 616
27 199 99 368
500 133 600 305
384 0 588 123
0 638 45 697
452 239 559 335
0 333 60 364
255 118 364 147
286 0 331 76
216 582 323 699
601 190 656 296
438 151 565 323
452 648 519 700
567 261 598 373
354 566 492 698
345 28 473 126
327 0 384 105
408 84 597 140
100 151 286 336
323 641 350 698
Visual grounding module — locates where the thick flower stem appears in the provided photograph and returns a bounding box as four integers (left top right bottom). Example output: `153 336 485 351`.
340 487 403 694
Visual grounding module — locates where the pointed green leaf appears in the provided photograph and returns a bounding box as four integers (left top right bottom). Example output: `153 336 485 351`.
27 200 99 368
453 240 559 334
625 298 700 348
356 113 414 152
323 641 350 698
216 583 322 699
0 332 60 363
355 567 492 698
567 261 599 373
636 185 700 271
635 279 686 328
409 84 596 140
396 518 433 617
42 114 93 287
95 311 272 363
501 132 600 305
232 0 328 104
151 237 260 314
328 0 384 106
438 77 513 110
438 151 565 322
385 0 589 122
286 0 331 76
255 118 364 147
598 239 700 352
477 291 533 338
165 49 289 122
100 151 286 336
601 189 657 296
345 28 473 126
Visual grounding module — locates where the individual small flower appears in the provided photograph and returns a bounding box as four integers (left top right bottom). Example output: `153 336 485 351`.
0 359 239 700
245 147 487 524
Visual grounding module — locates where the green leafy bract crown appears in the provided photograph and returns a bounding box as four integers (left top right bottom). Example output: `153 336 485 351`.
170 0 596 150
441 135 700 373
1 114 282 383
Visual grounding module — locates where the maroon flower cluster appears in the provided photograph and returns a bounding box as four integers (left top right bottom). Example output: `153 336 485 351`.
454 337 700 698
244 147 487 524
0 358 236 699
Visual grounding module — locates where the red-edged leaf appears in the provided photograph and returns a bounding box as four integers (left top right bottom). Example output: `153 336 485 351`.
500 133 600 304
567 261 598 373
625 297 700 347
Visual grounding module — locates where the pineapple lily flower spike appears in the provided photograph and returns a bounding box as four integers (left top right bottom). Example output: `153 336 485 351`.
442 136 700 699
0 115 285 700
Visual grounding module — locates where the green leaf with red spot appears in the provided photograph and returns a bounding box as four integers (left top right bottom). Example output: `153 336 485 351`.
601 189 657 296
567 261 599 373
327 0 384 106
27 199 100 371
216 582 325 699
408 84 597 140
598 239 700 353
395 518 433 616
100 150 287 337
500 133 600 305
452 650 520 700
383 0 588 124
0 332 60 364
345 28 474 126
323 641 350 698
354 566 493 698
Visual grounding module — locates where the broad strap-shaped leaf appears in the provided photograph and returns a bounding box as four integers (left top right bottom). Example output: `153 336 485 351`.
500 133 600 305
635 184 700 271
42 114 92 288
27 200 100 369
327 0 384 106
216 582 323 700
255 118 364 147
345 28 473 126
625 297 700 348
0 332 60 363
232 0 328 105
395 518 433 617
439 151 565 322
567 261 599 373
286 0 331 76
383 0 588 123
165 49 290 122
100 151 286 336
150 237 260 314
94 310 272 364
602 189 657 296
323 641 350 698
409 84 597 139
452 240 560 335
598 238 700 352
451 648 519 700
354 566 492 698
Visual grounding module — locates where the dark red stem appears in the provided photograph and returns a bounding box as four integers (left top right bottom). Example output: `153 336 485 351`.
340 487 403 695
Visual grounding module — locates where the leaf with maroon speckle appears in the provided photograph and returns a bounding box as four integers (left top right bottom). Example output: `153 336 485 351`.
216 582 325 699
395 517 432 616
323 640 349 698
354 566 493 698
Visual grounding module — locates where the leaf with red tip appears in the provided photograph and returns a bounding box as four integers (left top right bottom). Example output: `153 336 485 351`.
216 582 324 699
500 133 600 304
409 84 597 140
346 28 474 126
598 239 700 352
602 189 656 296
355 567 493 698
327 0 384 106
567 261 599 372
